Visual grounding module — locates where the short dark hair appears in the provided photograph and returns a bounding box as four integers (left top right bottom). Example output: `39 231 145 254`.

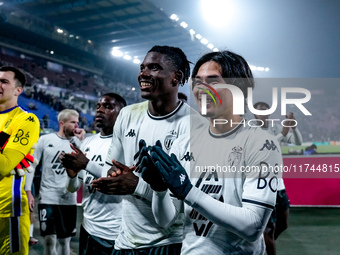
191 51 254 98
102 93 127 108
254 101 270 109
0 66 26 87
148 45 190 86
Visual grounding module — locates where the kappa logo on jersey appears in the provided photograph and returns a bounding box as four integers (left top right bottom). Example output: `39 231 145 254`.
48 144 54 147
227 146 243 166
26 116 35 122
164 130 177 150
51 151 65 175
260 140 279 152
85 147 90 152
181 151 195 161
125 129 136 137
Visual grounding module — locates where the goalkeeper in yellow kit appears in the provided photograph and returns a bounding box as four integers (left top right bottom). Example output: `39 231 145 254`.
0 66 40 255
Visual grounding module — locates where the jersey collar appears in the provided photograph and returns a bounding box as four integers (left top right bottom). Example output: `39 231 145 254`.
147 100 183 120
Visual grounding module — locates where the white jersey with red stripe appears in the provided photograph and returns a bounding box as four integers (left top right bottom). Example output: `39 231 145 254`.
170 122 282 254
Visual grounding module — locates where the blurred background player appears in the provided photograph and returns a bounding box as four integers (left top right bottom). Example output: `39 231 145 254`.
303 143 317 155
0 66 40 255
25 109 84 255
89 45 195 255
59 93 126 255
142 50 283 254
253 102 302 145
253 101 303 255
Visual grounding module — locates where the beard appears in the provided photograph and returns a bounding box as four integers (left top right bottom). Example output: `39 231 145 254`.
63 126 75 139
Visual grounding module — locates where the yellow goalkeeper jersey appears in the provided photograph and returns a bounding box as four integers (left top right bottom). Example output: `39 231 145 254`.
0 105 40 217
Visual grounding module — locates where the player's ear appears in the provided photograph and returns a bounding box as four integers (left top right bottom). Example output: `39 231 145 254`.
172 70 184 87
14 86 23 96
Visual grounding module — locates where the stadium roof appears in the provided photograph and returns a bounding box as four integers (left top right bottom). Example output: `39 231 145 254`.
0 0 210 67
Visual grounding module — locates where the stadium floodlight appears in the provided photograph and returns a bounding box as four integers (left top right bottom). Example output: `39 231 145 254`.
189 29 195 35
57 28 63 34
257 66 265 71
180 21 188 28
0 2 4 6
207 43 214 49
133 59 141 64
213 48 219 52
201 0 235 27
50 51 54 54
201 38 208 45
170 14 178 20
124 55 132 60
265 67 270 72
132 87 136 91
111 47 123 57
196 34 203 40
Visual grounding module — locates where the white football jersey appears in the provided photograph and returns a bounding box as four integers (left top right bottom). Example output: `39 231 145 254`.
33 133 77 205
77 133 122 240
259 123 301 190
171 122 282 255
107 100 206 249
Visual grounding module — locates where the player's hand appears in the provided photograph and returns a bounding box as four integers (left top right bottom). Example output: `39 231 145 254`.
10 151 39 176
107 139 148 177
286 112 297 130
282 112 297 136
65 168 78 178
73 128 85 141
59 144 89 173
150 141 192 200
25 190 35 212
92 160 137 195
136 140 167 192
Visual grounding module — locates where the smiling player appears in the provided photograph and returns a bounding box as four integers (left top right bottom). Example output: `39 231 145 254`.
88 45 206 255
144 51 283 254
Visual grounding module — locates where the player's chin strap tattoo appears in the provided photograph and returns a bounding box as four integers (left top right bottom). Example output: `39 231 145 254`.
149 140 192 200
135 139 167 192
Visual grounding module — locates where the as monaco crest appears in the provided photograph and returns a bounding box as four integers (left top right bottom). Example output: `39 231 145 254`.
227 146 243 166
164 130 177 150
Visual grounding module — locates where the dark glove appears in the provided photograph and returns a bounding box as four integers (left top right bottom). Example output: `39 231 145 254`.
135 140 167 192
150 142 192 200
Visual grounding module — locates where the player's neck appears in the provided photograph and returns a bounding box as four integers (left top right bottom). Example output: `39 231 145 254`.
57 130 66 138
100 127 113 136
148 97 180 116
209 115 243 134
0 100 17 112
